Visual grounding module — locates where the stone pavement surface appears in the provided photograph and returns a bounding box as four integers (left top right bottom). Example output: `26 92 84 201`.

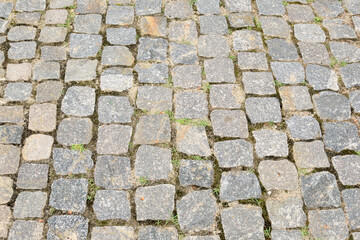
1 0 360 239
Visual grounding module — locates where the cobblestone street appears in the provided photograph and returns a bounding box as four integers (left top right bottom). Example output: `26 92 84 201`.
1 0 360 239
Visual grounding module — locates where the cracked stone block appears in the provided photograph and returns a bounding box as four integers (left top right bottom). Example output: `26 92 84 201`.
221 205 264 240
29 103 57 132
210 84 244 109
15 12 41 25
36 81 63 103
279 86 313 111
22 134 53 161
287 5 315 23
204 58 235 83
245 97 282 123
306 64 339 91
95 155 132 189
135 63 168 83
237 52 268 70
7 26 36 41
312 0 344 18
0 2 12 19
135 184 175 221
6 63 32 81
214 139 253 168
107 27 136 45
259 160 298 191
298 42 330 65
286 116 321 140
332 155 360 186
266 38 299 61
65 59 98 82
179 160 213 188
340 63 360 88
136 0 162 15
323 122 360 152
47 215 88 240
16 164 48 189
228 13 254 28
233 30 264 51
136 86 172 113
342 189 360 230
4 82 32 102
177 190 217 232
242 72 276 95
211 110 248 138
200 15 228 35
100 67 133 92
97 125 132 154
137 37 168 62
196 0 220 14
33 62 60 80
74 14 102 34
350 90 360 113
77 0 107 14
271 62 304 84
260 16 291 38
323 19 357 40
98 96 133 123
15 0 45 12
61 86 95 117
165 0 193 19
169 42 198 65
53 148 93 175
69 34 102 58
49 178 88 213
135 145 172 181
8 42 36 60
57 118 93 146
92 226 135 240
8 220 43 240
139 226 178 240
294 24 326 42
256 0 284 15
176 125 211 157
175 91 208 119
0 205 11 238
134 114 171 145
0 106 23 124
0 125 23 144
139 16 167 37
301 171 341 208
38 27 67 43
0 145 20 174
309 209 349 240
313 91 351 121
220 171 261 202
13 191 47 218
293 141 330 169
271 230 303 240
102 46 134 66
0 177 12 204
45 9 68 24
41 46 67 61
172 64 201 89
198 35 230 58
93 190 131 221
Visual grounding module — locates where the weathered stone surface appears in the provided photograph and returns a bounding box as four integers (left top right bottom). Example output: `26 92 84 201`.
102 46 134 66
350 90 360 113
8 220 43 240
57 118 93 146
100 67 133 92
298 42 330 65
286 116 321 140
225 0 251 12
45 9 68 24
47 215 89 240
6 63 32 81
53 148 93 175
271 230 303 240
135 63 168 83
312 0 344 18
39 27 67 43
91 226 135 240
323 19 357 40
15 0 45 12
214 139 253 168
107 27 136 45
176 125 211 157
36 81 63 103
0 106 23 124
65 59 98 82
330 41 360 63
260 16 291 38
198 35 229 58
8 42 36 60
175 91 208 119
237 52 268 70
74 14 102 34
0 2 12 19
196 0 220 14
242 72 276 95
293 141 330 169
342 189 360 230
70 33 102 58
294 24 326 42
77 0 107 14
172 65 201 88
0 125 23 144
233 30 264 51
22 134 53 161
211 110 248 138
279 86 313 111
266 38 299 61
41 46 67 61
137 37 168 62
17 164 48 189
245 97 282 123
256 0 284 15
136 0 162 15
179 160 213 188
97 125 132 154
168 20 198 45
323 122 360 152
200 15 228 35
340 63 360 88
332 155 360 186
170 42 198 65
29 103 57 132
93 190 131 220
138 226 178 240
0 205 11 238
313 91 351 121
33 62 60 80
306 64 339 91
98 96 133 123
15 12 41 25
136 86 172 113
139 16 167 37
62 86 95 117
210 84 244 109
204 58 236 83
7 26 36 41
228 13 254 28
0 145 20 174
164 0 193 19
0 176 13 204
13 191 47 218
4 82 32 101
271 62 305 84
134 114 171 145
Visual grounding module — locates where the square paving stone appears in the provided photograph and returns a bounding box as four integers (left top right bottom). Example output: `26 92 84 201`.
260 16 291 38
0 205 11 238
172 65 201 88
136 0 162 15
271 230 303 240
97 125 132 154
198 35 230 58
177 190 217 232
8 42 36 60
0 125 23 144
135 145 172 181
259 160 299 191
196 0 220 14
340 63 360 88
242 72 276 95
221 205 264 240
57 118 93 146
0 176 13 204
211 110 248 138
164 0 193 19
6 63 32 81
102 46 134 66
50 178 88 213
136 86 172 113
294 24 326 42
286 116 321 140
47 215 89 240
33 62 60 80
0 145 20 174
100 67 133 92
74 14 102 34
93 190 131 220
0 2 12 19
345 0 360 14
169 42 198 65
135 63 168 83
22 134 53 161
134 114 171 145
92 226 135 240
210 84 244 109
309 209 349 240
279 86 313 111
61 86 95 117
200 15 228 35
107 27 136 45
298 42 330 65
175 91 208 119
350 90 360 113
169 20 198 45
69 34 102 58
16 164 48 189
77 0 107 14
138 226 178 240
179 160 213 188
94 155 132 189
36 81 63 103
313 91 351 121
301 171 341 208
232 30 264 51
135 184 175 221
220 171 261 202
0 106 23 124
53 148 93 175
45 9 68 24
266 38 299 61
65 59 98 82
245 97 282 123
137 37 168 62
312 0 344 18
228 13 254 28
15 12 41 25
7 26 36 41
287 4 314 22
323 122 360 152
254 130 288 158
323 19 357 40
13 191 47 218
176 125 211 157
204 58 235 83
342 189 360 230
15 0 45 12
256 0 285 15
271 62 304 84
293 141 330 169
214 139 253 168
139 16 167 37
29 103 57 132
40 46 67 61
224 0 251 12
266 192 306 229
306 64 339 91
8 220 43 240
98 96 133 123
38 27 67 43
332 155 360 186
237 52 268 70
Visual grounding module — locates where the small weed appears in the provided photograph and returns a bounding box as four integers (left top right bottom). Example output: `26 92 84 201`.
57 10 75 29
267 121 274 127
314 16 323 23
247 168 255 173
301 226 310 237
282 1 288 6
96 49 102 58
128 142 133 149
201 83 211 92
330 57 338 67
189 0 197 6
302 81 307 86
166 213 179 226
213 187 220 195
49 207 55 215
274 80 284 87
264 227 271 238
228 29 233 35
254 17 261 29
176 118 211 127
340 60 347 67
66 5 76 9
307 0 314 3
246 26 253 30
172 158 181 167
249 198 263 206
191 155 203 160
71 144 86 153
136 35 140 40
229 54 237 62
356 151 360 156
181 39 192 45
202 69 206 77
166 76 173 87
87 179 100 201
298 168 310 176
137 176 149 185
